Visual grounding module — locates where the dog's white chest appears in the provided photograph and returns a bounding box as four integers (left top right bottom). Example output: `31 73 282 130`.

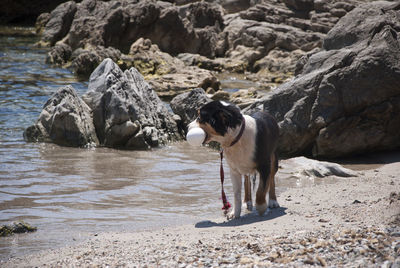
224 116 257 175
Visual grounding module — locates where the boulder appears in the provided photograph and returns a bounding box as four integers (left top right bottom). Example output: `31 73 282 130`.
35 13 50 35
23 85 99 147
279 156 357 180
220 0 252 14
40 1 77 46
177 52 247 73
120 38 220 100
82 58 180 149
39 0 222 57
45 43 72 65
123 38 185 78
71 46 121 77
170 88 212 129
249 1 400 158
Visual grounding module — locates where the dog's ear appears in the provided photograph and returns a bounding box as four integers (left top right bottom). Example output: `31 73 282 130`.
218 109 231 125
219 107 242 127
212 111 228 136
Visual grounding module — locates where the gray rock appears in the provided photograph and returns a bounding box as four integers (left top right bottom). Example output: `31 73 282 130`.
170 88 212 130
220 0 252 14
71 46 121 77
41 1 77 46
40 0 222 57
280 157 357 178
121 38 219 100
24 85 99 147
258 1 400 158
46 43 72 65
35 13 51 35
82 58 180 149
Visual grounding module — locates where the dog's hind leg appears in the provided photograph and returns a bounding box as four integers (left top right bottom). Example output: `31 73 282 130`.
244 175 253 211
255 160 271 216
268 152 279 208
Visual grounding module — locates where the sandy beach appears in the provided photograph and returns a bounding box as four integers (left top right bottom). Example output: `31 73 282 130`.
2 157 400 267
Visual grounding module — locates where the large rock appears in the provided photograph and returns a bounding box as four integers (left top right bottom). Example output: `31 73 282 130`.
40 1 77 46
39 0 223 57
170 88 212 129
120 38 220 100
82 58 180 149
279 156 357 179
23 85 99 147
248 1 400 158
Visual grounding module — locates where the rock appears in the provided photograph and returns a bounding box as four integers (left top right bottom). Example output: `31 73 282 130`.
46 43 72 65
71 46 122 77
282 0 314 12
0 222 37 237
280 157 357 178
247 1 400 158
253 48 306 77
123 38 185 78
229 88 260 109
82 58 180 149
221 12 325 75
177 53 247 73
148 70 219 101
40 1 77 46
35 0 365 93
170 88 212 129
220 0 252 14
122 39 219 100
39 0 222 57
35 12 50 35
46 44 122 77
211 90 230 101
24 85 99 147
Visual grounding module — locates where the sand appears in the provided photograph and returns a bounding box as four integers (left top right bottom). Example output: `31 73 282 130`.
1 159 399 267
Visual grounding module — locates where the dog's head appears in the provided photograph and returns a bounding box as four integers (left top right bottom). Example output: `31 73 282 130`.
188 101 243 145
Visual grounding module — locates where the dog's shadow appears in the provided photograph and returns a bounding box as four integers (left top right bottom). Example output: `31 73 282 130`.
195 206 287 228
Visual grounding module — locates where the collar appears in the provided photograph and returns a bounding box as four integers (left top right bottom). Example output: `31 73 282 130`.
228 117 245 147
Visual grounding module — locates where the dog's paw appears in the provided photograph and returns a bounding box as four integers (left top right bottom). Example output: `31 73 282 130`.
226 210 240 220
245 200 253 211
256 203 268 216
268 199 280 209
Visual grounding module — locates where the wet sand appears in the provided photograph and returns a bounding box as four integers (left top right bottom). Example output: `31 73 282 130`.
2 154 399 267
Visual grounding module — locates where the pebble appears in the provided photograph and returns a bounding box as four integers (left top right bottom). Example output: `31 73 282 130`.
60 225 399 267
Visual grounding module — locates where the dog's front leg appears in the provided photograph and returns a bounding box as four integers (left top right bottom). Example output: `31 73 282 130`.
227 168 242 219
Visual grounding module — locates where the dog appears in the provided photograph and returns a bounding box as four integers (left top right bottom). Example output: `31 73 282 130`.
188 100 279 219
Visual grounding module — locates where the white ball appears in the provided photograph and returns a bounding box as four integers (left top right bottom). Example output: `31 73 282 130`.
186 127 206 146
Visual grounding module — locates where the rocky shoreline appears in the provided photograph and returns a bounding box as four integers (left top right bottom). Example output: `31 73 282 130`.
32 0 367 99
22 0 400 158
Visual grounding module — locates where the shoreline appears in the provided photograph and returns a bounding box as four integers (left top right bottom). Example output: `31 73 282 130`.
2 158 399 267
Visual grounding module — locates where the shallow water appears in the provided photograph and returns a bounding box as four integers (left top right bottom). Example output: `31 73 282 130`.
0 29 369 260
0 30 240 260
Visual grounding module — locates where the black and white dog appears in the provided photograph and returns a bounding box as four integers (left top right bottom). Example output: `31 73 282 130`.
188 100 279 219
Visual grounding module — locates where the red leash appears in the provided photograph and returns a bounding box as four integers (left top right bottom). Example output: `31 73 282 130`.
220 149 231 214
218 118 246 215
